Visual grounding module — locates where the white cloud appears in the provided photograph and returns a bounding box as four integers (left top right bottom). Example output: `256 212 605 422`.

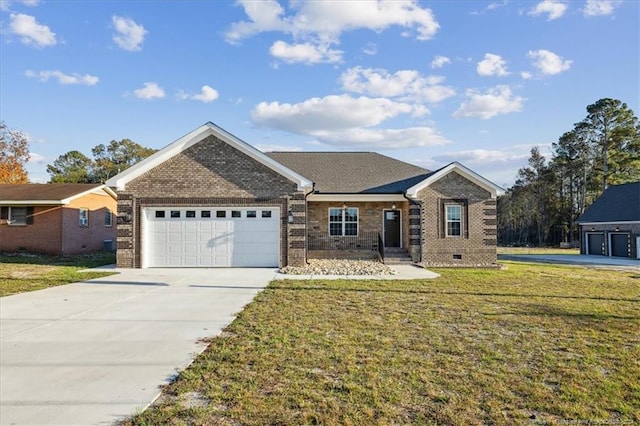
133 82 165 99
583 0 621 16
227 0 439 42
226 0 439 64
9 13 56 47
453 85 525 120
269 40 343 64
192 85 219 103
25 70 99 85
1 0 39 11
521 71 533 80
528 49 572 75
529 0 568 20
477 53 510 77
431 55 451 69
311 127 449 149
363 42 378 56
112 16 147 51
251 94 446 149
340 66 455 103
252 94 416 132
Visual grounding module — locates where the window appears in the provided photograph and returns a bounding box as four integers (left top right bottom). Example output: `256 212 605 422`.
9 207 27 226
170 211 180 218
329 207 358 236
262 210 272 218
231 211 241 218
446 204 462 237
186 210 196 218
201 211 211 218
216 210 226 218
79 208 89 227
105 210 112 227
246 210 257 218
155 211 165 218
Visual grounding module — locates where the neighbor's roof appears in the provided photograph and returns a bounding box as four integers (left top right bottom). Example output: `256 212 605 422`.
266 152 431 193
0 183 116 205
577 181 640 223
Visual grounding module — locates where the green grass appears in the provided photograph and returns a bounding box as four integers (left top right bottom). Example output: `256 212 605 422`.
498 246 580 255
127 262 640 425
0 252 116 297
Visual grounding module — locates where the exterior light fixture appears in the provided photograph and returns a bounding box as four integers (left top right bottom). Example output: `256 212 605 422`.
342 203 347 210
615 227 620 232
392 203 397 210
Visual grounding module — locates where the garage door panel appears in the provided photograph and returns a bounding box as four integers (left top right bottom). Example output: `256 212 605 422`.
610 234 630 258
145 207 279 267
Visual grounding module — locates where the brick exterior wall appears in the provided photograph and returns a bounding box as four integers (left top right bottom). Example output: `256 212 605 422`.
0 193 116 255
307 201 409 249
417 171 498 266
579 223 640 258
115 135 305 268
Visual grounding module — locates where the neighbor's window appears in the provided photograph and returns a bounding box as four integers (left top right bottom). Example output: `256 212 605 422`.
105 210 112 227
329 207 358 236
9 207 27 226
445 204 462 237
79 208 89 227
246 210 257 218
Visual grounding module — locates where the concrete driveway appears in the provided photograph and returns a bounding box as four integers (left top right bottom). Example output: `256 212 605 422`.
0 268 277 426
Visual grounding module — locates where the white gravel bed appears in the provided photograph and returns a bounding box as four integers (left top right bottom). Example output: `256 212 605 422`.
280 259 394 275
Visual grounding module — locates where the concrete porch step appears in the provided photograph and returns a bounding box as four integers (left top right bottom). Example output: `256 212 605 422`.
383 248 414 265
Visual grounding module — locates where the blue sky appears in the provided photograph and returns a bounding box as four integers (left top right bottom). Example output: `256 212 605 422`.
1 0 638 187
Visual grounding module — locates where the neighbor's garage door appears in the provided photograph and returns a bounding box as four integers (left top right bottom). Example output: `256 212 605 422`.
144 207 279 267
610 233 630 258
587 233 604 255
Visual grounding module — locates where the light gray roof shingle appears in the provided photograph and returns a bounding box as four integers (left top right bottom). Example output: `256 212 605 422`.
0 184 104 202
266 152 431 193
577 181 640 223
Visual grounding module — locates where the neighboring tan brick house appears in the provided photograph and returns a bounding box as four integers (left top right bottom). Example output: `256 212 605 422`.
577 181 640 259
106 122 504 269
0 184 117 255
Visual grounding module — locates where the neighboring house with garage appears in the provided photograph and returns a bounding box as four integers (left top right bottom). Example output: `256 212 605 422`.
577 181 640 259
0 183 118 255
105 122 504 269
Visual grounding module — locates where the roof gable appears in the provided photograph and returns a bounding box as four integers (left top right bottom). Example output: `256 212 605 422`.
266 152 429 193
406 162 505 199
577 181 640 223
105 122 313 191
0 184 116 205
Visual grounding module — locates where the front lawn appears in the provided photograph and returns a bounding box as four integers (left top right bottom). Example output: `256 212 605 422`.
128 262 640 425
498 246 580 255
0 252 116 297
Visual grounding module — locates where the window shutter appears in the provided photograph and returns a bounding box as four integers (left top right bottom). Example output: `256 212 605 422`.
0 207 7 220
26 206 34 225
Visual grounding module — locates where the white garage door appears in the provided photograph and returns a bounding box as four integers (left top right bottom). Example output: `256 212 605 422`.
143 207 280 268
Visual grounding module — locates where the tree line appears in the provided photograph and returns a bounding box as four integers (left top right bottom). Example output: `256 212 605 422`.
498 98 640 246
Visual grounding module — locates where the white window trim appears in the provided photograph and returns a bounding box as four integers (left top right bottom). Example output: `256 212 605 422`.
328 207 359 236
105 210 112 227
445 204 462 237
8 207 27 226
79 208 89 227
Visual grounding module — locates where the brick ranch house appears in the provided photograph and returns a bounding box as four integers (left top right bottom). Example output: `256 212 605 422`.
0 183 117 255
577 181 640 259
106 122 504 269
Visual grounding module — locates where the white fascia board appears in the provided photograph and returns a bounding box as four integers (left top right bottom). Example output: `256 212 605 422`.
0 200 65 205
60 185 117 204
578 221 640 225
105 122 313 191
406 162 505 199
308 194 407 202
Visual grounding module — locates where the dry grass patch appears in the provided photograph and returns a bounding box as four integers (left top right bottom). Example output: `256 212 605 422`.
0 252 116 296
127 262 640 425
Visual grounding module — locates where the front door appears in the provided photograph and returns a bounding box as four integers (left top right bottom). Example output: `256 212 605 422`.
384 210 401 248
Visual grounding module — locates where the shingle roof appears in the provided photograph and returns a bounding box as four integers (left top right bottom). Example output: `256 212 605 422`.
577 181 640 223
0 184 106 203
265 152 431 193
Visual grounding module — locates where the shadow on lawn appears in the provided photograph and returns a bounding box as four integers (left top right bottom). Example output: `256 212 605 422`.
268 283 640 304
485 302 639 320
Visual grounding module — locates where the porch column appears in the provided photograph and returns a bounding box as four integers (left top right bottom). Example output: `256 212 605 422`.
287 191 307 267
409 202 422 262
